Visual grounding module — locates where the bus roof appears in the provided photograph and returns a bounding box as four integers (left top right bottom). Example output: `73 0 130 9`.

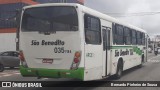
23 3 147 33
80 4 146 33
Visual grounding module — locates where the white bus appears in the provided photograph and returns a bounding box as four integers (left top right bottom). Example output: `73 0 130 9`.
18 3 148 81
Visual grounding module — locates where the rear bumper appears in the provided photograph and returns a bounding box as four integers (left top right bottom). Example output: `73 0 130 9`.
20 66 84 80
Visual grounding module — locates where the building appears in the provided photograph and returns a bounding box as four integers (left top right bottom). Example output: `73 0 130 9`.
0 0 38 52
0 0 84 52
33 0 84 4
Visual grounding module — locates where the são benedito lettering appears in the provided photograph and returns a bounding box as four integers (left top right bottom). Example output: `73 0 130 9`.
41 40 65 46
31 40 65 46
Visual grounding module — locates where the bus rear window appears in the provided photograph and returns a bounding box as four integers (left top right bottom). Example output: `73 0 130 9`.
21 6 78 32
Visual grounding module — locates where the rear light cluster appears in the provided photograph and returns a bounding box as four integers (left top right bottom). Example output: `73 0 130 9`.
19 50 28 68
70 51 81 70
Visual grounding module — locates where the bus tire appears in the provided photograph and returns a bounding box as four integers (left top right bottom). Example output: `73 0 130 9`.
0 64 4 72
115 60 123 79
138 55 144 68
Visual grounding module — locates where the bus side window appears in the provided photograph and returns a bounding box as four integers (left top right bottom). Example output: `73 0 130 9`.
85 33 91 43
112 23 116 45
84 14 101 44
124 27 131 45
132 29 137 45
115 24 124 45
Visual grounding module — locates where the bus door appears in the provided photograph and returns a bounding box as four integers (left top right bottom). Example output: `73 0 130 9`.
84 14 103 80
102 26 111 77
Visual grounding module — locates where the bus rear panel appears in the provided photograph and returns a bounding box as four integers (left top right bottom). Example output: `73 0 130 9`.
19 4 84 80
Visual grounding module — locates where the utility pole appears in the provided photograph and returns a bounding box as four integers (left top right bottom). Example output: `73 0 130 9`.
15 9 21 51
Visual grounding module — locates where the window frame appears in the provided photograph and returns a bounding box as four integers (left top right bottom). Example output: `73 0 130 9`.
131 29 137 45
112 23 116 44
124 27 131 45
136 31 143 45
114 24 124 45
84 14 101 45
1 52 11 56
21 6 78 32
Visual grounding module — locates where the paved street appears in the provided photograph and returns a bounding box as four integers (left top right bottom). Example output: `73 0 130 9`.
1 53 160 90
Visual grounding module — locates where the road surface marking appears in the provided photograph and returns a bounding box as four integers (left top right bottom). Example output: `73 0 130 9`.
2 74 12 77
0 73 7 75
41 78 49 80
14 73 20 75
11 71 19 73
0 70 20 78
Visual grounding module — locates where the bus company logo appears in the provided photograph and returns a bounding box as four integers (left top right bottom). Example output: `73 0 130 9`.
1 82 42 87
2 82 11 87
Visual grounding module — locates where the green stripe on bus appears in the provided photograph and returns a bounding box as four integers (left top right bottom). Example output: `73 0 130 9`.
111 46 133 49
20 66 84 80
111 46 143 55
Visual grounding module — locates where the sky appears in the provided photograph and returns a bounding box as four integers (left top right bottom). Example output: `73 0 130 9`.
85 0 160 39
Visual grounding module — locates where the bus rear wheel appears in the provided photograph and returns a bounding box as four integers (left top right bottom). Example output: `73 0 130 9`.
138 55 144 68
115 61 123 79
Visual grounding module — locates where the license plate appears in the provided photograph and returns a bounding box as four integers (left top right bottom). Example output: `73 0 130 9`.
42 59 53 64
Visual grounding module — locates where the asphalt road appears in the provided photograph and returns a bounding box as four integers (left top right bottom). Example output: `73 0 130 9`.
1 53 160 90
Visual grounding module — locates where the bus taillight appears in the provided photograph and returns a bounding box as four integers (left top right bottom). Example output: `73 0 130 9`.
74 58 79 63
71 51 81 70
19 50 28 68
75 52 81 58
19 51 25 61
